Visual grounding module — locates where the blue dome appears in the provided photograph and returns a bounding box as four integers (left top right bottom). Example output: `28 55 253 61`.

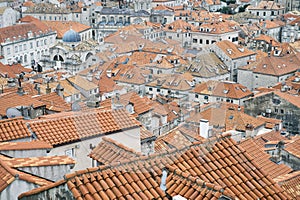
62 29 81 43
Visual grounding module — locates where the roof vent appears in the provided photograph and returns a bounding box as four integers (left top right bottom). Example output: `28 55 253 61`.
160 168 168 192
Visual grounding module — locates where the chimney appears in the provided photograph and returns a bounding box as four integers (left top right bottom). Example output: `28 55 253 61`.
199 119 209 138
55 83 64 96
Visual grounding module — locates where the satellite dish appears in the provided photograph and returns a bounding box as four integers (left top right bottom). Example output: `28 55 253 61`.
6 108 22 118
71 102 81 111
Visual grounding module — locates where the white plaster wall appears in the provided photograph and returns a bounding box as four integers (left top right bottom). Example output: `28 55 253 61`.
0 180 38 200
47 127 140 172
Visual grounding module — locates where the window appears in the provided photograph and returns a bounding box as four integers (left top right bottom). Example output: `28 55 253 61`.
65 148 75 158
195 94 199 98
30 42 33 49
204 96 208 99
15 46 18 53
19 45 22 51
280 109 284 114
149 88 153 91
199 39 203 44
7 47 10 55
36 41 39 47
193 38 198 43
206 40 209 44
157 88 161 92
23 44 27 50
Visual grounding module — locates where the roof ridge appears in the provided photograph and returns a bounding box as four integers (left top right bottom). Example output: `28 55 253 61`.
101 137 141 155
63 133 232 181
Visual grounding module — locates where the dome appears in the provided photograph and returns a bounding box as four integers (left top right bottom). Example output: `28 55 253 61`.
62 29 81 43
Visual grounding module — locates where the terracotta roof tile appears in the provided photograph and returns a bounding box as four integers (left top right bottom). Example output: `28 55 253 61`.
101 91 153 118
19 134 291 199
0 92 46 117
254 130 288 148
0 63 32 78
0 155 75 168
283 136 300 159
247 0 284 10
0 140 52 151
187 106 265 132
28 109 140 146
0 158 51 192
89 137 141 165
274 171 300 199
33 92 71 112
239 138 292 179
240 54 300 76
42 21 90 39
147 73 193 91
0 118 31 142
193 80 253 99
140 126 155 141
215 40 256 59
0 18 54 43
155 129 193 152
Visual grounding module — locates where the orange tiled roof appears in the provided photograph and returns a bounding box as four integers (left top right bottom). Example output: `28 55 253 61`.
283 136 300 159
239 138 292 179
0 140 52 151
259 20 283 29
113 65 152 85
0 118 31 142
0 92 46 117
28 109 140 146
0 63 32 78
89 137 141 165
177 123 205 142
247 0 284 10
33 92 71 112
199 20 239 34
164 20 198 33
193 80 253 99
118 92 153 117
19 134 291 199
254 130 288 148
0 155 75 168
155 128 193 152
240 54 300 76
100 92 153 118
0 159 51 192
215 40 256 59
187 107 265 132
42 21 90 39
22 1 34 7
253 34 280 46
274 90 300 108
0 19 53 43
147 73 193 91
140 126 155 141
274 171 300 199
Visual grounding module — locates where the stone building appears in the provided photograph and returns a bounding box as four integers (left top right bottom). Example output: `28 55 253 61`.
0 19 56 67
211 40 256 81
238 53 300 90
247 1 285 21
243 90 300 134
